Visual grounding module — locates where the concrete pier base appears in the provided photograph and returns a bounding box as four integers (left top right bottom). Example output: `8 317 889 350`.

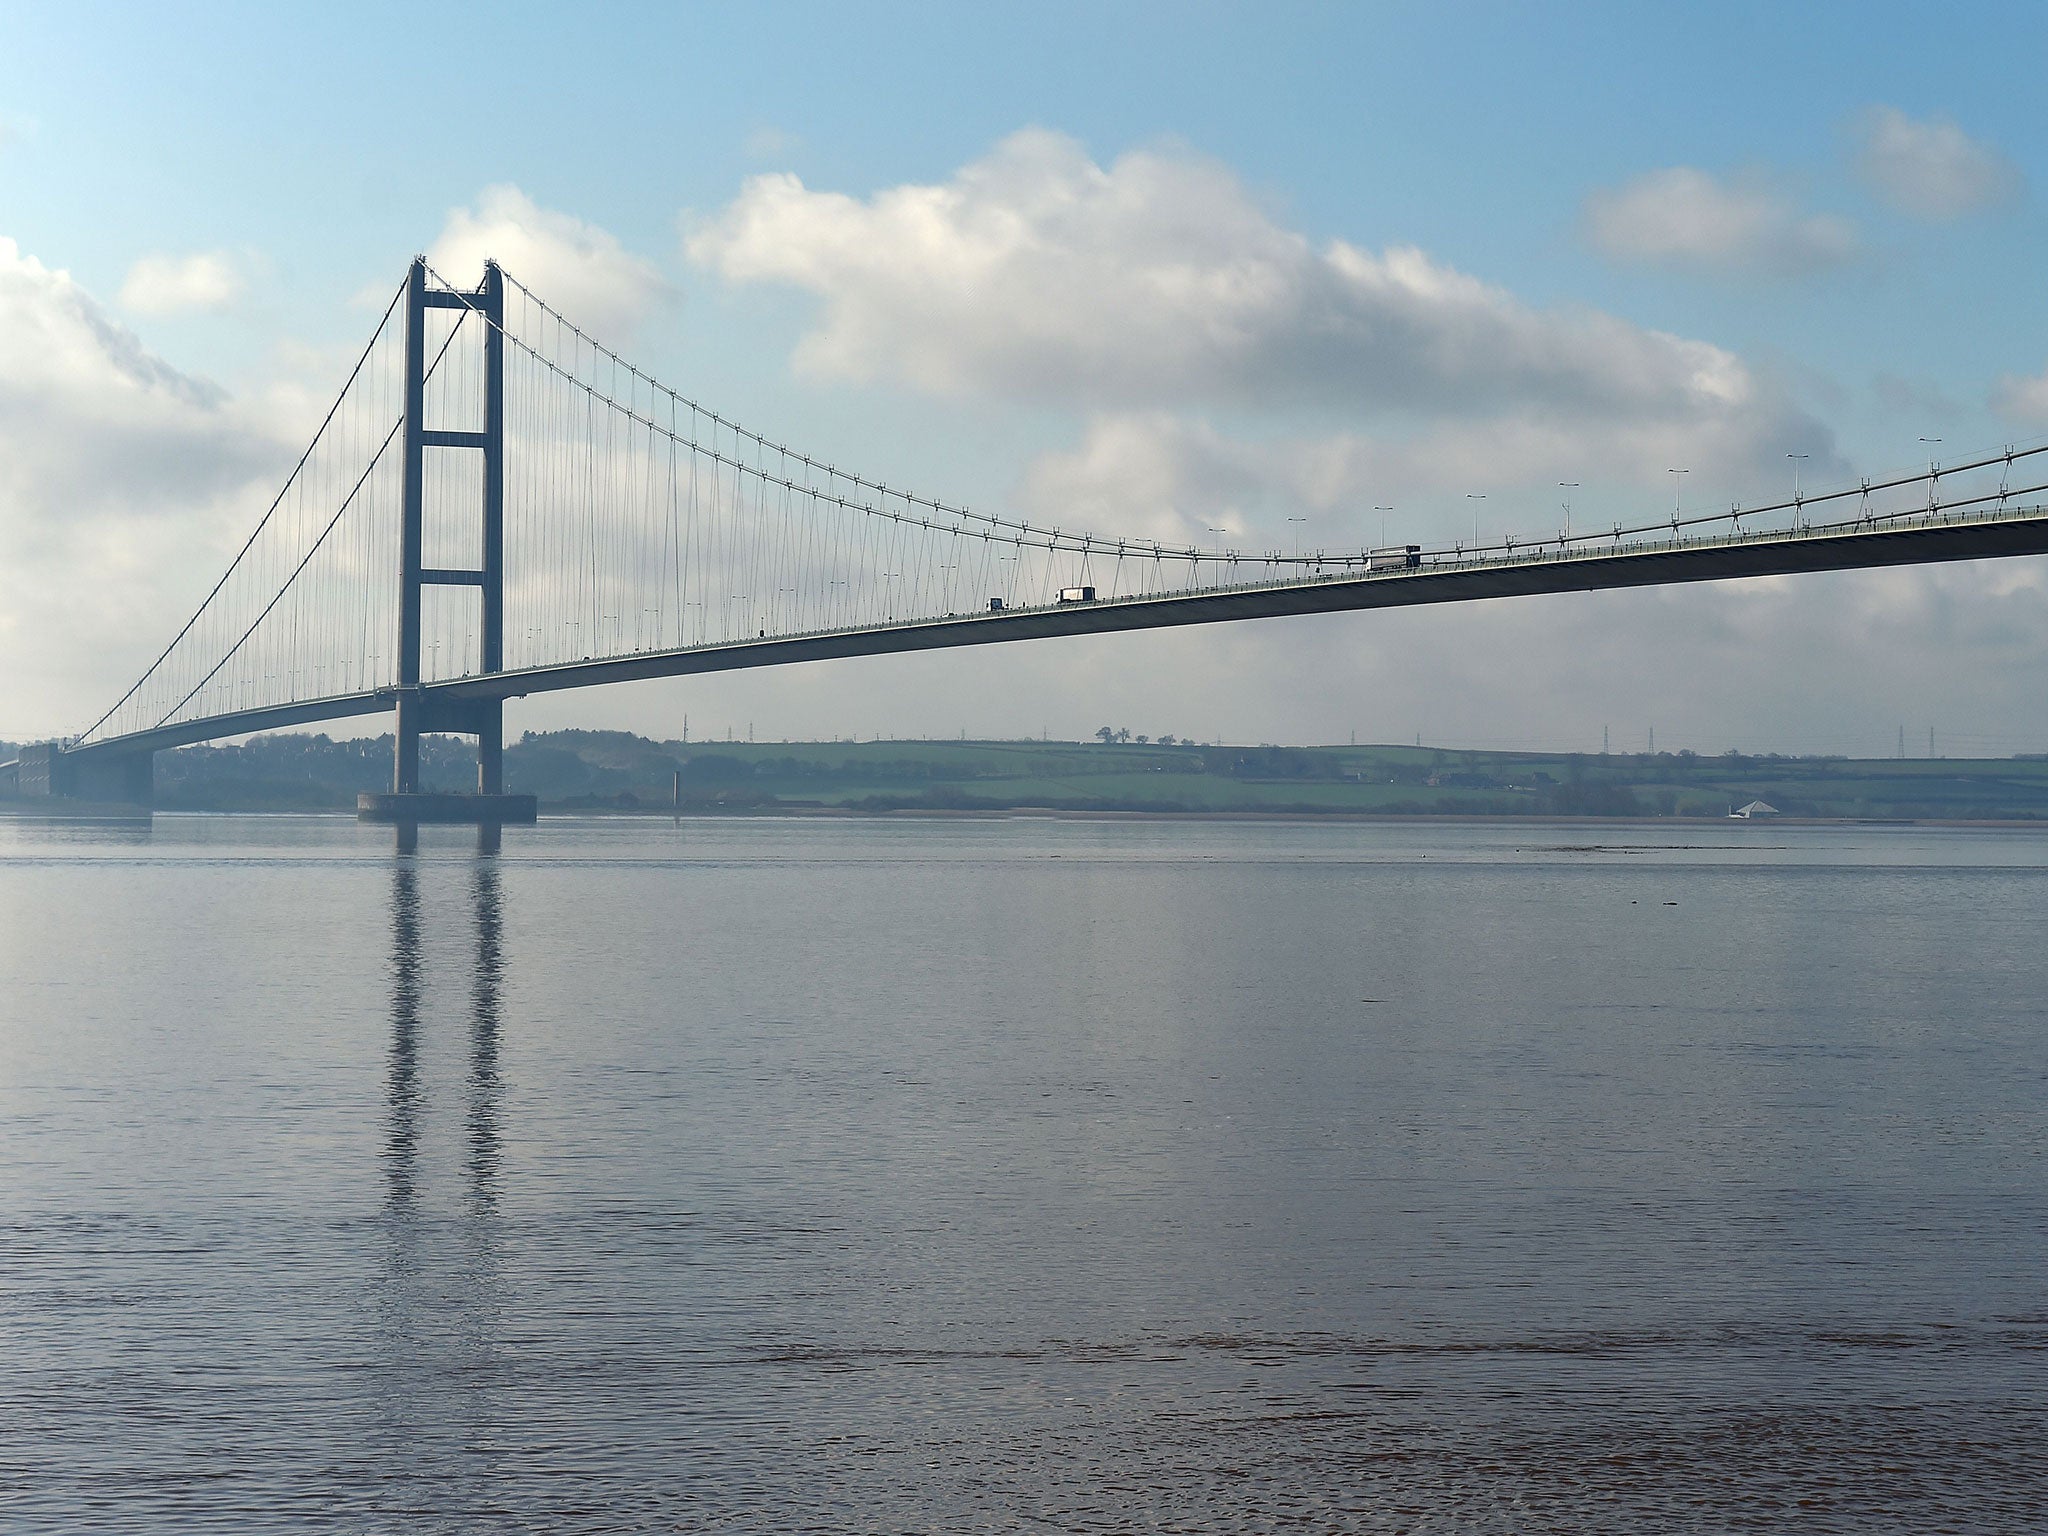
15 742 153 805
357 792 537 824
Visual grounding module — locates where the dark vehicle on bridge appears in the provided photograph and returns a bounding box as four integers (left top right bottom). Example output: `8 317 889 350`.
1057 586 1097 603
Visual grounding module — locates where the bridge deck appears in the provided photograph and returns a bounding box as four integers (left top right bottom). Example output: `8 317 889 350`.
65 504 2048 760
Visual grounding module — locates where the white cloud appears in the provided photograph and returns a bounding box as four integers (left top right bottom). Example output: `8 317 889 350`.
117 250 246 314
427 185 671 341
1583 167 1857 275
1854 107 2022 221
0 237 290 735
687 125 1843 605
0 238 272 514
1993 364 2048 426
1018 414 1282 551
686 129 1821 477
1018 408 1840 564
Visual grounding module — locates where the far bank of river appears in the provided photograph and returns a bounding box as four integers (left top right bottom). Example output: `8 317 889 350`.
116 728 2048 822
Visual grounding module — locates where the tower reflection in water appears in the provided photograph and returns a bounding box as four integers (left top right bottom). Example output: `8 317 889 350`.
373 838 508 1493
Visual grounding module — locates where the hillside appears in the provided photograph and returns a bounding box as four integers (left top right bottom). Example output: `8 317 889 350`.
137 729 2048 820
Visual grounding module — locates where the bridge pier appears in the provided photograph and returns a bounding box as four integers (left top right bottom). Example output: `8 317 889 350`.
394 693 423 795
477 701 503 796
362 691 532 825
10 742 152 809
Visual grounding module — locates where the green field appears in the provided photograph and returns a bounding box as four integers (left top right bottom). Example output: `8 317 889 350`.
138 729 2048 820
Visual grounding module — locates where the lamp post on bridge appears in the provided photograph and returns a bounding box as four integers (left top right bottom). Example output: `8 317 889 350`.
1919 438 1945 518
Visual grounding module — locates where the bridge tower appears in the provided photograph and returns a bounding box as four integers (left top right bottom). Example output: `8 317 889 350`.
360 257 533 826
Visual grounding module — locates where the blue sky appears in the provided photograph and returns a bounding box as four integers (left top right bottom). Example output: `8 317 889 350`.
5 1 2048 753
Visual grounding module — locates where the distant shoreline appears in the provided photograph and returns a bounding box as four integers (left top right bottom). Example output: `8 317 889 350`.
16 729 2048 823
13 801 2048 831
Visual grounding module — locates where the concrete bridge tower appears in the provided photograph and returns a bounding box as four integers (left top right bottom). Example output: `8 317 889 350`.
357 257 534 826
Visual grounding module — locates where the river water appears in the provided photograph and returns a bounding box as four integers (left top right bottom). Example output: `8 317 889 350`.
2 813 2043 1531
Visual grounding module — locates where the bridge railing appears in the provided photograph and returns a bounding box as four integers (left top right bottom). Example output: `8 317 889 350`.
468 494 2048 674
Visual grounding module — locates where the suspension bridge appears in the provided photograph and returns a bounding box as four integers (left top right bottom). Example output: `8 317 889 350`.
13 256 2048 816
